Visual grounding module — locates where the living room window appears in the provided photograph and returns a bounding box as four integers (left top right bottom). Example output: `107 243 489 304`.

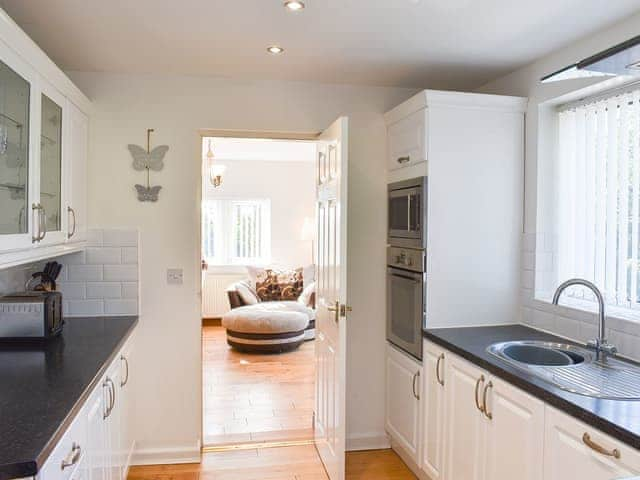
556 86 640 308
202 198 271 266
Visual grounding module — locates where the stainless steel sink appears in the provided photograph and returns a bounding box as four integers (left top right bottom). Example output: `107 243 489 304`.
487 340 640 400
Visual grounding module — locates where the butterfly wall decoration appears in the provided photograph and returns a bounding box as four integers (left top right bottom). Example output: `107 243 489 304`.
128 129 168 202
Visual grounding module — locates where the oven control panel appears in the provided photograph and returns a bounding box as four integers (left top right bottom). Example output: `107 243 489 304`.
387 246 425 273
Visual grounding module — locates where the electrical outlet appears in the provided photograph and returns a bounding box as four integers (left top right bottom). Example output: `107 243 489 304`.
167 268 183 285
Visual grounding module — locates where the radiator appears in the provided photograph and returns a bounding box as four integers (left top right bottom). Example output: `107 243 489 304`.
202 272 246 318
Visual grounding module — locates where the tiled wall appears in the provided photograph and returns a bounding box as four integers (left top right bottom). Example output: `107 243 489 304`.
521 233 640 361
57 228 139 316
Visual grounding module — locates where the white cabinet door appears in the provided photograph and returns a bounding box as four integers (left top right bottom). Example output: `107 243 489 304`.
119 338 134 477
104 362 122 480
385 344 422 464
65 101 87 242
387 108 426 171
544 407 640 480
483 376 544 480
443 354 485 480
422 340 445 480
86 383 108 480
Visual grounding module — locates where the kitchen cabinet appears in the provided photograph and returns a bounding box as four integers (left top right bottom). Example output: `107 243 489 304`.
38 336 135 480
421 340 445 480
385 343 422 466
443 353 486 480
544 407 640 480
387 108 426 172
0 14 90 267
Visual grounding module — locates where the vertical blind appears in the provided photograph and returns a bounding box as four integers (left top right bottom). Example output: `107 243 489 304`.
558 88 640 307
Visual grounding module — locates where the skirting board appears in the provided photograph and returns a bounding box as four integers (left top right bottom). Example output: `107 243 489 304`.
389 438 429 480
346 433 390 451
131 441 201 465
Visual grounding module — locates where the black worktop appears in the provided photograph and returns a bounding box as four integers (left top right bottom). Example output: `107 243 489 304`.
0 316 138 480
424 324 640 449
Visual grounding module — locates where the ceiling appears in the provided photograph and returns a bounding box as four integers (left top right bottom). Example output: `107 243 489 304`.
1 0 640 89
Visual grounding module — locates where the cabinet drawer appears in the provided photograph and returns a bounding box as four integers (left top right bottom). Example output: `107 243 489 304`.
387 108 426 171
38 408 88 480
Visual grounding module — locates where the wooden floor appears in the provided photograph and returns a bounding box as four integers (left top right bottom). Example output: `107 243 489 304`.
128 445 417 480
203 325 315 445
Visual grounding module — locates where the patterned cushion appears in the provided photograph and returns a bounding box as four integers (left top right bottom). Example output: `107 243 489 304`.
255 268 304 301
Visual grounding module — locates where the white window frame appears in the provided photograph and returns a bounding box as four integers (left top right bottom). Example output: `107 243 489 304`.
202 197 271 266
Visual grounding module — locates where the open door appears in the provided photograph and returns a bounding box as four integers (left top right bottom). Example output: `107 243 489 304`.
314 117 349 480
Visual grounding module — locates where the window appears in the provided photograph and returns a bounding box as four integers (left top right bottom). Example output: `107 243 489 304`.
202 198 271 265
556 87 640 308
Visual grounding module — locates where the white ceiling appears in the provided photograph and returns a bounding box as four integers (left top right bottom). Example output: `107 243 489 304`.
1 0 640 89
203 138 316 162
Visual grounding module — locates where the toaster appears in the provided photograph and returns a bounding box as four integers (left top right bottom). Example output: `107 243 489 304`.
0 291 64 340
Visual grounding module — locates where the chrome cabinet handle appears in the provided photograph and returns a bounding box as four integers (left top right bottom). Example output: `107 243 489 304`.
31 203 40 243
38 204 47 241
103 379 112 419
60 443 82 470
108 378 116 410
67 206 76 239
121 355 129 387
397 156 410 164
482 381 493 420
412 371 420 400
474 375 485 412
435 353 445 386
582 433 621 459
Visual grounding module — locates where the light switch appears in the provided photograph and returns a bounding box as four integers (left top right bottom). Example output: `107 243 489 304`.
167 268 183 285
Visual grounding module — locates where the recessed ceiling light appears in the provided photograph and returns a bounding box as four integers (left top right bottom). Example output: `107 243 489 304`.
284 1 305 11
267 45 284 55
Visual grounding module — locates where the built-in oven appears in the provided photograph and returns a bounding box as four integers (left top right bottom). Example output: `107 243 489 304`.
388 177 427 249
386 246 425 360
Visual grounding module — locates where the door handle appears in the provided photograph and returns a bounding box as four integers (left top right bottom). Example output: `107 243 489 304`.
31 203 40 243
582 432 621 459
474 375 485 412
327 300 340 322
397 156 410 164
38 204 47 241
60 443 82 470
482 381 493 420
121 355 129 387
67 206 76 239
412 371 420 400
435 353 445 386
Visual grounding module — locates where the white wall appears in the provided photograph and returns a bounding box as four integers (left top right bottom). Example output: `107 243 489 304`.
477 12 640 360
67 70 417 460
205 159 315 269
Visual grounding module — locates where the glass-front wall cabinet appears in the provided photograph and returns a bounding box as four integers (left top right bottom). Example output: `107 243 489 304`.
0 59 30 237
40 93 63 237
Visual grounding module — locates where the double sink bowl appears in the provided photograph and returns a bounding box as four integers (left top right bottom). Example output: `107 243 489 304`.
487 341 640 400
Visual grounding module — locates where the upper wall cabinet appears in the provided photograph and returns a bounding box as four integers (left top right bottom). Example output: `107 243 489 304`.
0 8 91 268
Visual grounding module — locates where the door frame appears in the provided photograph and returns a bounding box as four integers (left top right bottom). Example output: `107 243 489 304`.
195 127 321 449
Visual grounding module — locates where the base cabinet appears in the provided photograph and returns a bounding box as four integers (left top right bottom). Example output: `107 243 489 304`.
39 334 135 480
544 407 640 480
422 342 445 480
385 344 422 465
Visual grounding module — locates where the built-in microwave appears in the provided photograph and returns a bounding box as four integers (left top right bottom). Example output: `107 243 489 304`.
388 177 427 249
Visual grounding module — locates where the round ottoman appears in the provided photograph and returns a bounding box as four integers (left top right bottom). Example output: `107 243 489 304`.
221 303 310 353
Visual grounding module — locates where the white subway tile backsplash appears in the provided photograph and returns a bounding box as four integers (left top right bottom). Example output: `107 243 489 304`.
104 299 138 315
103 265 138 282
58 282 86 300
67 299 104 316
522 252 534 271
86 283 122 299
86 247 122 265
121 282 138 299
121 247 138 265
553 316 581 340
60 251 86 265
523 233 536 253
86 229 104 247
521 270 534 289
532 309 555 331
68 265 103 282
103 229 138 247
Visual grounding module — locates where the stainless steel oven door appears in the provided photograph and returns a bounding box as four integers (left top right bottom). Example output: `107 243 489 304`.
388 187 422 241
387 266 424 360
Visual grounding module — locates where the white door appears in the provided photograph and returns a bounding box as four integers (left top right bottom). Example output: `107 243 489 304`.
65 100 88 242
385 344 421 464
443 355 486 480
86 384 107 480
314 117 349 480
422 341 445 480
544 407 640 480
484 377 545 480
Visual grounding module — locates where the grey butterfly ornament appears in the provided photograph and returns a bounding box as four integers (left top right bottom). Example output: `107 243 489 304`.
127 144 168 171
135 184 162 202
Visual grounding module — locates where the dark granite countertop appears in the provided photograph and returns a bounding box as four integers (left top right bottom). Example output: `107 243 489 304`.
0 316 138 480
424 324 640 449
